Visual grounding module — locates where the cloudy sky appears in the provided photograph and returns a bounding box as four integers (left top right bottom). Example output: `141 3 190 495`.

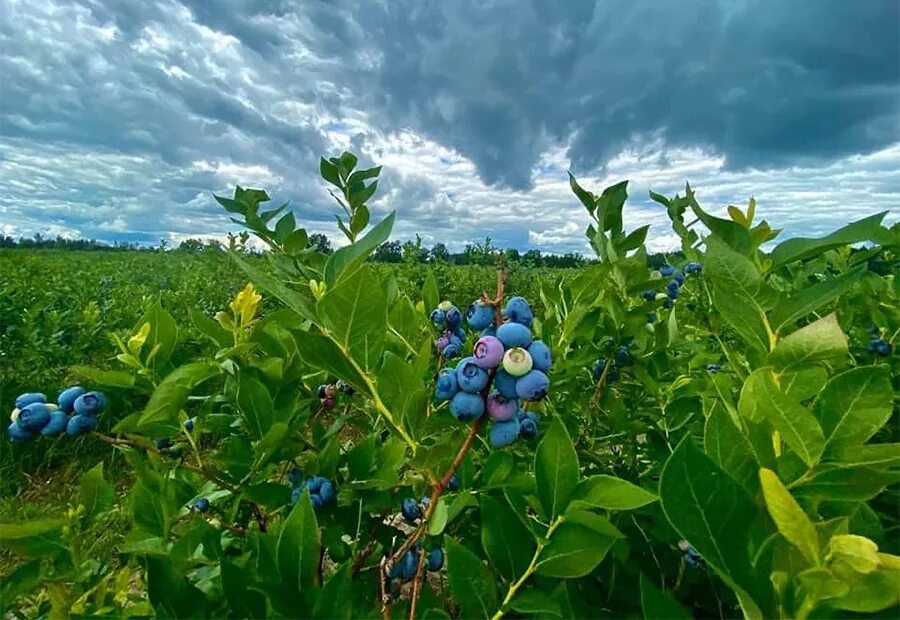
1 0 898 253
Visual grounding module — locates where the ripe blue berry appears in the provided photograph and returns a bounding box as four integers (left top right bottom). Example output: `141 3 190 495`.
473 336 504 369
497 322 532 349
666 280 680 299
399 550 418 580
614 346 632 367
492 369 519 399
401 497 421 522
528 341 552 372
289 467 303 485
16 403 52 432
447 474 461 491
707 364 722 373
466 301 494 330
489 418 520 448
194 498 210 512
15 393 46 410
517 411 539 439
685 262 702 274
430 308 446 327
155 437 173 450
641 290 656 302
8 421 34 442
445 306 462 330
660 266 675 277
442 342 461 359
662 298 675 309
73 391 106 416
456 357 490 393
317 384 328 399
449 392 485 421
502 296 533 327
184 418 195 431
427 548 444 572
516 370 550 401
41 411 69 437
318 480 336 504
66 414 97 436
57 387 85 414
435 367 460 401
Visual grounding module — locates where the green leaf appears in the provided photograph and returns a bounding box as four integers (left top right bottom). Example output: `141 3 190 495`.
769 211 888 267
274 211 296 243
78 463 115 522
794 466 898 501
70 365 135 389
704 237 773 353
832 443 900 469
743 368 825 468
277 491 320 603
138 303 178 364
221 560 267 619
137 361 220 435
284 228 309 255
704 406 760 493
347 165 382 186
349 181 378 208
243 482 291 508
770 266 864 333
324 212 395 286
428 497 449 536
318 264 386 371
145 556 208 619
312 563 353 620
689 191 751 254
815 366 892 455
338 152 358 178
660 440 764 619
349 204 370 235
534 417 579 519
780 367 828 402
446 538 498 620
480 495 536 581
0 518 67 540
131 480 168 537
0 559 41 615
759 468 820 565
639 574 691 620
568 172 596 214
423 272 439 313
293 331 368 395
236 373 274 440
230 251 317 323
768 313 848 371
568 475 658 511
190 309 231 348
508 589 562 617
536 511 622 578
320 157 341 187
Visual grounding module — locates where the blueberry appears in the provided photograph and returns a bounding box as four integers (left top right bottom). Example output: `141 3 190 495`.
867 325 880 335
338 381 354 396
449 392 485 421
317 384 328 399
40 411 69 437
155 437 173 450
518 411 539 439
447 474 461 491
66 414 97 436
527 341 552 372
480 325 497 338
435 332 451 351
660 266 675 277
399 550 418 581
489 418 520 448
311 494 324 509
502 347 533 377
492 369 519 399
496 322 532 349
401 497 421 522
707 364 722 373
502 296 534 327
435 367 460 401
442 342 461 359
641 290 656 302
57 387 85 414
420 496 430 509
427 548 444 572
455 357 490 393
515 370 550 402
674 272 685 286
445 305 462 330
647 312 656 323
486 392 518 421
869 339 892 356
167 448 183 459
453 327 467 342
289 467 303 485
194 498 210 512
16 403 52 432
666 280 680 299
305 476 327 494
430 308 447 327
73 391 107 416
466 301 494 330
184 418 195 431
472 336 504 369
8 421 34 442
318 480 335 504
592 360 618 384
614 346 632 367
685 262 702 274
290 486 303 506
15 393 46 410
662 298 675 309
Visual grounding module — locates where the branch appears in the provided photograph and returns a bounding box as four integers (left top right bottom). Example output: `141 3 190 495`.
408 546 428 620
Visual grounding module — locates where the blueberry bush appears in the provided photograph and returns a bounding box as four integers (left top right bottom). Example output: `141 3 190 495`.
2 151 898 619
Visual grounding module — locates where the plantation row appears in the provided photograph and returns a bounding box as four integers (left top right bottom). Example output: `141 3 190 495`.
1 152 898 619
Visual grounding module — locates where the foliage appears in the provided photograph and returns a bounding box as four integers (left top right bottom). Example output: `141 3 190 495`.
2 151 898 619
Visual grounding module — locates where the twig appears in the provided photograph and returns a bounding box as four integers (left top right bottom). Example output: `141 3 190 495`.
408 546 428 620
590 357 612 410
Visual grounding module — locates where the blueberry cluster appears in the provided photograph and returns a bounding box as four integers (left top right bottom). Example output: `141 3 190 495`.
866 329 892 357
592 340 633 386
431 301 467 359
678 539 703 568
317 380 354 410
289 468 336 509
642 262 701 310
8 387 107 441
436 296 549 448
388 544 444 581
399 475 460 524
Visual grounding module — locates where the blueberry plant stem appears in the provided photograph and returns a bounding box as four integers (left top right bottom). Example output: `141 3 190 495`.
490 515 566 620
590 356 612 409
408 546 428 620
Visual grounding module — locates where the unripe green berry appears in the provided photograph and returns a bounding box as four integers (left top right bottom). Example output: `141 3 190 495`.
502 348 533 377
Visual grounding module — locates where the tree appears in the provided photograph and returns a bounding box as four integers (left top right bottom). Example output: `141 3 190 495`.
429 243 450 263
373 240 402 263
309 233 333 254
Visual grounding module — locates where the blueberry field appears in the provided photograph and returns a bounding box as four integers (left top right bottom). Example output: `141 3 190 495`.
1 152 898 619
